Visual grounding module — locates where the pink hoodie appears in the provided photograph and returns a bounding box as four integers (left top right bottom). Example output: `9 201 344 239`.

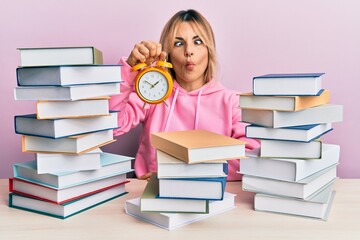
109 58 260 181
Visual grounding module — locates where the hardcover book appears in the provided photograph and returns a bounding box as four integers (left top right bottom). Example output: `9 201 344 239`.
252 73 324 96
14 82 120 101
239 89 330 111
125 192 235 231
15 112 118 139
140 174 209 213
18 46 103 67
17 65 121 86
239 144 340 181
151 130 246 164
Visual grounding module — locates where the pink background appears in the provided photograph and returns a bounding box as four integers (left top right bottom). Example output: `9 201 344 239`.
1 0 359 178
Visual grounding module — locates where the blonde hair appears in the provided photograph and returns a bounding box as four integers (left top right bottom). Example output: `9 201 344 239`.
160 9 217 83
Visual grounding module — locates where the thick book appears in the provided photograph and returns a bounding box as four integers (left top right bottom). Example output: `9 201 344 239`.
151 130 246 164
36 98 110 119
125 192 235 231
9 173 128 204
15 112 118 139
36 149 102 174
260 139 323 159
239 89 330 111
13 152 133 189
14 82 120 101
22 129 115 154
239 144 340 181
241 104 343 128
9 184 127 219
242 164 337 199
254 183 335 220
157 150 228 178
17 65 121 86
18 46 103 67
245 123 333 142
141 174 209 213
252 73 324 96
159 177 227 200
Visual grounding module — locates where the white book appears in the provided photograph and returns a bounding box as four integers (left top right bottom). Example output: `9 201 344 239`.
125 192 235 231
15 112 118 139
242 165 337 199
157 150 228 178
36 98 110 119
158 177 226 200
14 152 133 189
254 183 335 220
9 184 127 219
140 174 209 213
14 82 120 101
22 129 115 154
18 46 103 67
239 144 340 181
252 73 324 96
260 139 322 159
36 149 102 174
10 173 127 204
241 104 343 128
245 123 332 142
17 65 121 86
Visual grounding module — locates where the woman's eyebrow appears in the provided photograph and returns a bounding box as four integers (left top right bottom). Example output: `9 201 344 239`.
175 35 200 40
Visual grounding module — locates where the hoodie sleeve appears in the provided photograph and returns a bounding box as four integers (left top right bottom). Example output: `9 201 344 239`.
109 57 149 136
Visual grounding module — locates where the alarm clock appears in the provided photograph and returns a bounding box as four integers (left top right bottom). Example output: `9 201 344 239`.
132 61 173 105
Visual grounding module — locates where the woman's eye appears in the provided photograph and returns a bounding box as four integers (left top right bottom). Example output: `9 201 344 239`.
194 39 203 45
174 41 183 47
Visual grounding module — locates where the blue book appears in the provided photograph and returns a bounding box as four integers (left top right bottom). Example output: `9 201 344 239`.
252 73 325 96
14 111 118 139
13 152 134 189
158 177 227 200
245 123 333 142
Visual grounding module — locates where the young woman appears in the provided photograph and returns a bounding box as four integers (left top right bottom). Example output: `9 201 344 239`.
109 9 259 181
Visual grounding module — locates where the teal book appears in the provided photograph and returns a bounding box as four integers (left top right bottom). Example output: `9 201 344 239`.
9 184 128 219
13 152 133 189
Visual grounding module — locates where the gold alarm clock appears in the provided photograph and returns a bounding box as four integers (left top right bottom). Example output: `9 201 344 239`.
132 61 173 105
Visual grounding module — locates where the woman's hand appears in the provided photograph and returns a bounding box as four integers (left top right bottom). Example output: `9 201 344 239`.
138 172 153 181
127 41 167 67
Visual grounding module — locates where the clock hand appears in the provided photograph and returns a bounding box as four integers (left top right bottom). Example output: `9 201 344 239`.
144 80 154 87
151 81 160 89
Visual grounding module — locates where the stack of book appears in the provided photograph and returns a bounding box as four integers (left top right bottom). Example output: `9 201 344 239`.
239 73 343 220
9 46 134 219
125 130 247 230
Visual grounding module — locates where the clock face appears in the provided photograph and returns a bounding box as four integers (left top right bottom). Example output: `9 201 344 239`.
137 70 171 103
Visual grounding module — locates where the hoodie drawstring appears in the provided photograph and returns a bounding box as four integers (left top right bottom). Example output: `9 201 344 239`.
194 88 203 130
164 87 179 132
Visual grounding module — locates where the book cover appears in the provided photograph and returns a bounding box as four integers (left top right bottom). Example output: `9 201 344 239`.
18 46 103 67
13 152 133 189
241 104 343 128
158 177 227 200
15 112 118 139
141 174 209 213
157 150 228 178
151 130 246 164
125 192 235 231
252 73 324 96
239 89 330 111
14 82 120 101
17 65 121 86
239 144 340 181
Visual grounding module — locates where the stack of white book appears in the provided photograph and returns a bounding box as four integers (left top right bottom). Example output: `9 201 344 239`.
125 130 247 230
239 73 343 220
10 46 133 219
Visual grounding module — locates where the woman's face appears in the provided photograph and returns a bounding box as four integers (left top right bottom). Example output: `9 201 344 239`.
170 21 209 91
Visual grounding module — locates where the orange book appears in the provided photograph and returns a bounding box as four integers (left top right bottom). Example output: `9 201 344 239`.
239 89 330 111
151 130 246 164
